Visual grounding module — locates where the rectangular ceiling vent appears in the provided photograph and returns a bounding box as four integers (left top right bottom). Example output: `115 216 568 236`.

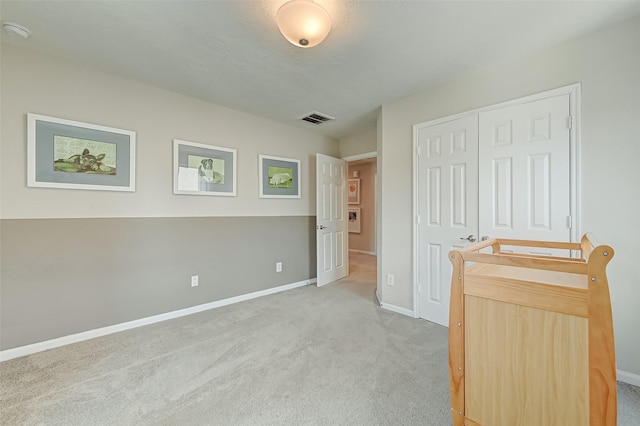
298 111 336 125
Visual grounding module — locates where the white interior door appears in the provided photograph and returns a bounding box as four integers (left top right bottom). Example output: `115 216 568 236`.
316 153 348 286
416 115 479 326
478 95 571 255
415 93 574 325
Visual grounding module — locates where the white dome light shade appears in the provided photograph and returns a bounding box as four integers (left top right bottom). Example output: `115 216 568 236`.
2 21 31 39
276 0 331 48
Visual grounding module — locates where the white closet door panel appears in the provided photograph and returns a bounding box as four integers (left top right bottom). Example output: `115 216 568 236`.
492 157 513 229
479 94 571 255
417 115 479 326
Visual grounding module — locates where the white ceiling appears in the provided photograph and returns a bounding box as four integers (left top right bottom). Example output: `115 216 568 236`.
2 1 640 140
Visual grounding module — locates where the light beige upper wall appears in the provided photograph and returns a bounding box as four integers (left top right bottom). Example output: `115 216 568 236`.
340 127 377 158
0 46 339 219
379 16 640 376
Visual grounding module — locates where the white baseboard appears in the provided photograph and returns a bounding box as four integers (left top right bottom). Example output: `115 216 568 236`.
375 289 415 318
348 249 376 256
618 369 640 387
0 278 315 362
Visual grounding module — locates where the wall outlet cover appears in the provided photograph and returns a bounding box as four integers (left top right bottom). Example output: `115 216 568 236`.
386 274 395 286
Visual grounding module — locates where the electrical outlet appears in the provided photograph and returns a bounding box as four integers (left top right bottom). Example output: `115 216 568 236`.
191 275 199 287
386 274 395 286
276 262 283 272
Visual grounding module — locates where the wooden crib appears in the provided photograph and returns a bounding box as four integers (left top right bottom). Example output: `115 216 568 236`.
448 233 616 426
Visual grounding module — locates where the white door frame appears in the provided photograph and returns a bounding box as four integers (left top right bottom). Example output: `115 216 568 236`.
342 151 377 162
412 83 581 318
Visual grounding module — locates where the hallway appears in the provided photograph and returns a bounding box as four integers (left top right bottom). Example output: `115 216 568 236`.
348 251 376 282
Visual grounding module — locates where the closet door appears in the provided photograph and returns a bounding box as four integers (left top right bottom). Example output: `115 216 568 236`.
478 95 571 255
416 115 479 326
415 92 574 325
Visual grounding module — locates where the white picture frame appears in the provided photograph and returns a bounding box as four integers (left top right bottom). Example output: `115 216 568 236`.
173 139 237 196
259 154 301 199
348 178 360 204
27 113 136 192
348 208 361 233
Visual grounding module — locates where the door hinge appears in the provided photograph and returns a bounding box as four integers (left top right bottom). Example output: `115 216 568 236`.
567 215 573 229
416 142 421 157
567 116 573 130
416 214 421 224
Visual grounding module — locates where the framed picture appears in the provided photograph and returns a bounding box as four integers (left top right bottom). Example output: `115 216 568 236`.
348 178 360 204
348 208 361 233
27 113 136 191
259 155 300 198
173 139 237 196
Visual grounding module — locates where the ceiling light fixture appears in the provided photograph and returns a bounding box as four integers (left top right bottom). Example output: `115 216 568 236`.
276 0 331 48
2 21 31 39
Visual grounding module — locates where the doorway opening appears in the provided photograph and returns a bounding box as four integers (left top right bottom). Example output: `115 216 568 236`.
346 157 377 256
345 152 378 298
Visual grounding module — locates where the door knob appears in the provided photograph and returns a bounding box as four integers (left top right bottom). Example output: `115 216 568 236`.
317 225 326 230
460 235 477 242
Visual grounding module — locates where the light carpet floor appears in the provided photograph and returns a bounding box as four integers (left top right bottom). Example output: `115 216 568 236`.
1 253 639 425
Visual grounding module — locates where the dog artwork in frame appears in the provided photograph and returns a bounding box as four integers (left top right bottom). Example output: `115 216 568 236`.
259 154 301 198
173 139 237 196
27 113 136 191
348 208 361 233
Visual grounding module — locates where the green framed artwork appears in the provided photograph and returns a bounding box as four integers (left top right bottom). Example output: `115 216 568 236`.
27 113 136 191
173 139 237 196
259 154 300 198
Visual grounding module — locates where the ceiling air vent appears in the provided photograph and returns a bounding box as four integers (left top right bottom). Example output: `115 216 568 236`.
298 111 335 125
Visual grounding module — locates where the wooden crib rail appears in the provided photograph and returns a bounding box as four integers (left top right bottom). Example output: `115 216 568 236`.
581 232 615 262
457 237 582 253
455 237 588 274
447 234 616 426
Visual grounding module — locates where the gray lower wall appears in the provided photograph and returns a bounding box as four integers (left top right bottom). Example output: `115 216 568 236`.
0 216 316 350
